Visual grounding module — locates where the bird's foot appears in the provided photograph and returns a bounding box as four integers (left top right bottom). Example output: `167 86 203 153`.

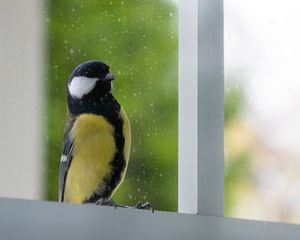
96 198 154 212
134 201 154 213
96 198 130 209
96 198 115 206
95 198 104 206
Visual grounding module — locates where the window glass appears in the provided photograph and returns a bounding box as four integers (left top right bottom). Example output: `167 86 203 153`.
225 0 300 223
0 0 177 211
45 0 178 211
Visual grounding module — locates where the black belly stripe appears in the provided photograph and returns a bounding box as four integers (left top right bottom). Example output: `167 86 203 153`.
100 116 126 199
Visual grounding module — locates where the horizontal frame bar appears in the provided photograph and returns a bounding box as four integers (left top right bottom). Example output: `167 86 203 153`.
1 199 300 240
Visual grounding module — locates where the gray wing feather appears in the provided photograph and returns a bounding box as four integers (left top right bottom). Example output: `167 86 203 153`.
59 117 76 202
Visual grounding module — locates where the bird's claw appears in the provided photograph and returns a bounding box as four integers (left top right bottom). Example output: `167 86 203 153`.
96 198 130 210
134 201 154 213
95 199 154 212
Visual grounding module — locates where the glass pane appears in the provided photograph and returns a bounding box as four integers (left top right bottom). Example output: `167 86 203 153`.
225 0 300 223
45 0 178 211
0 0 178 212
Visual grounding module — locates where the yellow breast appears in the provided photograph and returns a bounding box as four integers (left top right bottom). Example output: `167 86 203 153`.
64 114 116 204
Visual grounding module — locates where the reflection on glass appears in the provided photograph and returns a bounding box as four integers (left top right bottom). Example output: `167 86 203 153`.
45 0 178 211
225 0 300 223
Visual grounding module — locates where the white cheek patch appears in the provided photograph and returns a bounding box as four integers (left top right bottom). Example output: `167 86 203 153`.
68 76 98 99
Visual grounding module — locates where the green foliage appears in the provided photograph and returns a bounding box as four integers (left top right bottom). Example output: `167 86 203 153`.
224 86 244 126
224 153 250 215
224 83 250 215
44 0 178 211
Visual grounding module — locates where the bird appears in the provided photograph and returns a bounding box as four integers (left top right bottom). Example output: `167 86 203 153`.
58 60 131 206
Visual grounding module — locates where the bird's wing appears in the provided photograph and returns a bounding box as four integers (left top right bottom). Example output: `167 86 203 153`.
59 116 76 202
120 107 131 163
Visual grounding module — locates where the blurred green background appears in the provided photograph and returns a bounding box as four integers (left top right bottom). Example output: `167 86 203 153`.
224 83 249 216
44 0 178 211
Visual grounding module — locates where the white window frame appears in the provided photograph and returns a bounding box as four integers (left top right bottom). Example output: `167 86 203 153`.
1 0 300 239
179 0 224 216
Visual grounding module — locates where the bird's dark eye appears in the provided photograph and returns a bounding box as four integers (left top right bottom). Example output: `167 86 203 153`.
81 68 91 76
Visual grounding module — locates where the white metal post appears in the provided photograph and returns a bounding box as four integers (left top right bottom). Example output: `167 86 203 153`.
178 0 199 214
179 0 224 216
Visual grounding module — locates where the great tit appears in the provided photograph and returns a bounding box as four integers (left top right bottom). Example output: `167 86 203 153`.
59 60 131 205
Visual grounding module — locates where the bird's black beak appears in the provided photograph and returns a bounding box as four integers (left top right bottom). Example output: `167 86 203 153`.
103 73 115 81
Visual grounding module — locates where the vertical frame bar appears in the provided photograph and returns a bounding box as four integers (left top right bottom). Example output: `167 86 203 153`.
0 0 44 199
198 0 224 216
179 0 224 216
178 0 199 214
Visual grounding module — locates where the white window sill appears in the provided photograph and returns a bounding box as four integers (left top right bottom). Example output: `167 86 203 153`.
1 198 300 240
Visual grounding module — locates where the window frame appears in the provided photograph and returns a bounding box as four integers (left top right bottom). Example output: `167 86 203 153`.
179 0 224 215
1 198 300 239
1 0 300 239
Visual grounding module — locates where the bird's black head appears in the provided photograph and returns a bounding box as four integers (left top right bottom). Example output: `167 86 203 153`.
68 60 115 100
67 60 120 116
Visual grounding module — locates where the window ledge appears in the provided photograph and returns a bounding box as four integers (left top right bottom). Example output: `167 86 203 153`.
1 198 300 240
